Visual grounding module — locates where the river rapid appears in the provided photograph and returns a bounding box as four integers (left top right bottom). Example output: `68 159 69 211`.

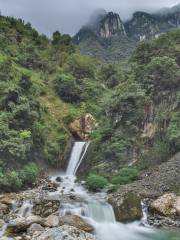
48 141 180 240
0 141 179 239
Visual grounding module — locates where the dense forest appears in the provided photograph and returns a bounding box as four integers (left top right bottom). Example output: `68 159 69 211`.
0 15 179 193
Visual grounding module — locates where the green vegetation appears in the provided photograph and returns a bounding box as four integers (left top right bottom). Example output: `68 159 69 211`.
110 167 139 185
86 174 108 191
84 30 180 176
0 14 179 192
0 162 39 192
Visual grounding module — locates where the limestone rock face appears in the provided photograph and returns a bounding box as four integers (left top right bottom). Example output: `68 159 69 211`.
98 12 126 38
59 215 94 233
151 193 180 218
108 192 142 222
69 114 97 140
37 225 95 240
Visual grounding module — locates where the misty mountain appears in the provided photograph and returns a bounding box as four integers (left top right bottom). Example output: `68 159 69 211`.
73 4 180 62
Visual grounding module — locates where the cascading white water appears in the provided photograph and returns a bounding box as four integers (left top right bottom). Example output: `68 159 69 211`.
18 200 33 218
66 142 89 176
51 141 175 240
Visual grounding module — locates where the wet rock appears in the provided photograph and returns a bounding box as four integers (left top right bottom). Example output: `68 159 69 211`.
37 225 95 240
26 215 47 226
33 200 60 218
6 216 45 234
59 215 94 233
108 192 142 222
41 182 58 192
0 194 16 206
27 223 44 234
0 203 9 218
69 113 97 140
55 177 62 183
6 217 30 234
46 214 59 227
150 193 180 218
0 218 5 227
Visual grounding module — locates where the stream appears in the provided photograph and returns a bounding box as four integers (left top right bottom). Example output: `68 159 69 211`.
48 141 179 240
0 141 179 239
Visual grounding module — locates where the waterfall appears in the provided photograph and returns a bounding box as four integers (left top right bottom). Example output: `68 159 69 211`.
66 142 89 176
87 201 116 223
53 141 158 240
18 200 33 218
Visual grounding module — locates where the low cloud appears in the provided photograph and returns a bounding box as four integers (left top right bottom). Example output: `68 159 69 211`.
0 0 179 36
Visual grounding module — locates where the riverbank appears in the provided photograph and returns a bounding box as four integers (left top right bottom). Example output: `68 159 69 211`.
108 152 180 228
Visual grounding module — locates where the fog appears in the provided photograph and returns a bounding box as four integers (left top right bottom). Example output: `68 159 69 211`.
0 0 179 36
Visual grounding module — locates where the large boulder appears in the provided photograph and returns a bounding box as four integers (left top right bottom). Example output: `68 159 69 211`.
108 192 142 222
69 114 97 140
59 215 94 233
46 214 59 227
0 193 15 206
27 223 44 235
6 217 30 234
150 193 180 218
37 225 95 240
6 215 45 234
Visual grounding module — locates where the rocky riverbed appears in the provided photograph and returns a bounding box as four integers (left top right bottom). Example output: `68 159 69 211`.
0 178 96 240
0 150 180 239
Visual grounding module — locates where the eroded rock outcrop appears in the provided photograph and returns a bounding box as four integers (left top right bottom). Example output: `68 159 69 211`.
69 114 97 140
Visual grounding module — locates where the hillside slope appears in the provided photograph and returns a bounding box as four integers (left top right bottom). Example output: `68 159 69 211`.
0 16 102 192
79 30 180 186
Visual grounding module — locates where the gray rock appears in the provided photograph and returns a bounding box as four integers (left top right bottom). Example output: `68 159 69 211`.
27 223 44 234
46 214 59 227
37 225 95 240
59 215 94 233
0 219 5 228
109 191 142 222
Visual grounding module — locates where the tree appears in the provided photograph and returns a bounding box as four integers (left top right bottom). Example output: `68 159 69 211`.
65 54 95 79
52 31 61 45
145 56 180 92
54 73 82 103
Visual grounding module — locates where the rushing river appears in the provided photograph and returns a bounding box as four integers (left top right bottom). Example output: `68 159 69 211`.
0 141 179 239
49 141 180 240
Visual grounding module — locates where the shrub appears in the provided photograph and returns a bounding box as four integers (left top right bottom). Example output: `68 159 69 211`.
54 73 82 103
86 174 108 191
111 167 139 185
0 170 23 192
7 171 22 191
19 162 39 185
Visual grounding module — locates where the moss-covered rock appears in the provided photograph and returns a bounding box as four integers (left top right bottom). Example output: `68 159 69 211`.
108 192 142 222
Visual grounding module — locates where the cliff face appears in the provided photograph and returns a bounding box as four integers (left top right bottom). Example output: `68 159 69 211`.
97 12 126 38
125 12 161 41
73 11 135 62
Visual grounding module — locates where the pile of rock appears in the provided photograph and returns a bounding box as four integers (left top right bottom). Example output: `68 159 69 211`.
3 214 94 240
148 193 180 228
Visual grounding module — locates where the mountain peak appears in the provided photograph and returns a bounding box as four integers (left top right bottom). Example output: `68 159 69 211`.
96 11 126 38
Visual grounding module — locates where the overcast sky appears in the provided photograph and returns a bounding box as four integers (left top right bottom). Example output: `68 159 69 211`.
0 0 180 36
